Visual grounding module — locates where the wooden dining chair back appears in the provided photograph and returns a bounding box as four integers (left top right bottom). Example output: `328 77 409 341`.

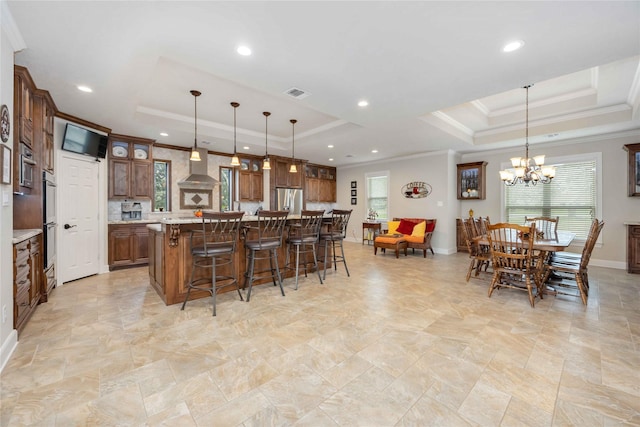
472 216 491 236
524 216 559 238
543 218 604 304
486 222 543 307
461 218 491 281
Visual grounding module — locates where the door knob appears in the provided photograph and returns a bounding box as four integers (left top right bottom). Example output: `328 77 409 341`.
64 224 76 229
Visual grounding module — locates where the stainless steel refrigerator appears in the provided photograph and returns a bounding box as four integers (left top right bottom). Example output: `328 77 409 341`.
276 188 304 215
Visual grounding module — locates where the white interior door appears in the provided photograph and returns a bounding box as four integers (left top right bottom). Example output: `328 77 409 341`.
59 154 100 282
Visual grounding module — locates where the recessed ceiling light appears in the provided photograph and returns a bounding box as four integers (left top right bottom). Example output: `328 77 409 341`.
358 100 369 107
371 149 378 153
328 145 334 148
237 46 252 56
77 85 93 93
160 132 168 137
328 158 334 162
503 40 524 52
243 146 250 150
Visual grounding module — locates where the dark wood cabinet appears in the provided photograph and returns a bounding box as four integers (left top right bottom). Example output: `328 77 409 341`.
15 67 34 148
13 234 43 335
628 224 640 274
108 134 154 200
239 158 263 202
456 218 468 252
108 223 154 270
148 226 165 294
40 92 56 173
274 158 303 188
305 164 336 202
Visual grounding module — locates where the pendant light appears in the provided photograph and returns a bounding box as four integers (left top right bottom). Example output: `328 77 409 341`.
499 85 555 186
230 102 240 167
289 119 298 173
262 111 271 170
189 90 201 162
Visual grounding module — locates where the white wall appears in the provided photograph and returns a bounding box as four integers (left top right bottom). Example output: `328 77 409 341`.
337 150 460 254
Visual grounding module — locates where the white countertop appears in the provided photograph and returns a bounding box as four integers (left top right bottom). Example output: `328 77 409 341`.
13 229 43 244
108 219 161 225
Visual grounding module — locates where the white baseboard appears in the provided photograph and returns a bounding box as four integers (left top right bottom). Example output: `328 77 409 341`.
589 258 626 270
0 329 18 374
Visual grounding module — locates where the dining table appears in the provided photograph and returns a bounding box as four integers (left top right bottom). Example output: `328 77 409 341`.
474 230 576 252
473 230 577 294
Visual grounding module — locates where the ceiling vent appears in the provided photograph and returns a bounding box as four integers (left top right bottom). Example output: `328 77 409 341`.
284 87 311 99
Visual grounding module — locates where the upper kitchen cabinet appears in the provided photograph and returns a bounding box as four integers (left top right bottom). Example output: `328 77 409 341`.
36 90 57 173
108 134 154 200
14 66 35 149
239 157 263 202
273 157 303 188
305 164 336 202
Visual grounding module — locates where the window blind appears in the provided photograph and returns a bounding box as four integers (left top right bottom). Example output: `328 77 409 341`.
367 174 388 220
505 160 596 239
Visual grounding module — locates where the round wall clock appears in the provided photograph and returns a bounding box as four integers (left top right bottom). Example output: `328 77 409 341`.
1 105 10 143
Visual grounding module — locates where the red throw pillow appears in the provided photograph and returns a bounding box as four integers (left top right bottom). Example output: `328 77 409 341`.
425 221 436 232
396 219 416 235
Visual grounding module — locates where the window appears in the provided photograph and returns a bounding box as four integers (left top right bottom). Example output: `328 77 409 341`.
366 171 389 221
219 166 234 211
153 159 171 212
504 153 600 240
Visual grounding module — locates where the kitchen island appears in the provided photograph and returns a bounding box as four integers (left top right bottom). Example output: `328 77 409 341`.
147 215 331 306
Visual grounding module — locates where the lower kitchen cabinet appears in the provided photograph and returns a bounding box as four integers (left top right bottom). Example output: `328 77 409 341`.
13 233 43 335
108 223 156 270
628 224 640 274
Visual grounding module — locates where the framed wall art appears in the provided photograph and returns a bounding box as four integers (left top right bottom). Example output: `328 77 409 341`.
351 189 357 197
1 145 11 184
624 143 640 197
457 161 487 200
351 197 357 205
351 181 357 189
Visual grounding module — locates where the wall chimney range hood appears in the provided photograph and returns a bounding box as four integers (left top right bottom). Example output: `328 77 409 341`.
178 148 218 189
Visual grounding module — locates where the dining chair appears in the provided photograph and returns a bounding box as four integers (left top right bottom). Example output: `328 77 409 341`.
543 218 604 304
461 218 491 281
486 222 544 307
524 216 559 238
181 211 244 316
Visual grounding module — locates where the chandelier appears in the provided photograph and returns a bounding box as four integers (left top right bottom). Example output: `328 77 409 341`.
230 102 240 167
289 119 298 173
499 85 555 186
189 90 201 161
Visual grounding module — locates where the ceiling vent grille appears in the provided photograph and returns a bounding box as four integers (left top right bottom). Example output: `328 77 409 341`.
284 87 311 99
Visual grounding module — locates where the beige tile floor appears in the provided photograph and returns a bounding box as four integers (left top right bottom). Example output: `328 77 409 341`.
1 242 639 426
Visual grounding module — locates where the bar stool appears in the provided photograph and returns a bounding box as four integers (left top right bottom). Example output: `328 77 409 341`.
319 209 352 280
285 210 324 290
181 211 244 316
242 210 289 302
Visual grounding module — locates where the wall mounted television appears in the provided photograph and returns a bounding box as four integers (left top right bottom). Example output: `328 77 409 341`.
61 123 108 159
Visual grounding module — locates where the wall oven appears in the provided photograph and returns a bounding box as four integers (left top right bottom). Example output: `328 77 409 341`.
43 170 57 269
19 143 36 189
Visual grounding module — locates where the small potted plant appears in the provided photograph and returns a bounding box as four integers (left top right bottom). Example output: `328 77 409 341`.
367 209 378 221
